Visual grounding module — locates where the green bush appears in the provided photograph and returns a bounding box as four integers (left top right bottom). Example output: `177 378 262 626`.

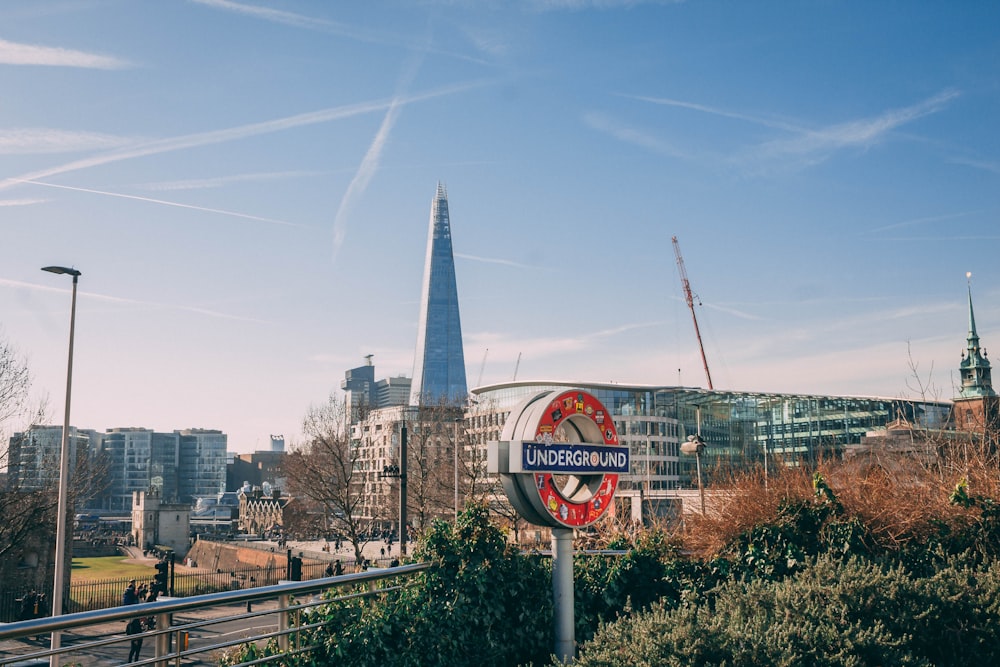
569 557 1000 667
305 503 552 667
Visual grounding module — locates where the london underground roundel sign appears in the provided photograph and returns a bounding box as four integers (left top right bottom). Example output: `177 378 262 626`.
488 389 628 529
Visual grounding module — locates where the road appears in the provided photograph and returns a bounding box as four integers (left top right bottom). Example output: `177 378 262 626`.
3 600 288 666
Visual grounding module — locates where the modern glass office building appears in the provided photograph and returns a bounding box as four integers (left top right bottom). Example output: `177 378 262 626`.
410 183 468 406
468 381 952 499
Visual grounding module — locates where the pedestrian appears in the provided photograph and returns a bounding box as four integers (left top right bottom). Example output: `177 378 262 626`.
325 563 334 577
123 579 143 662
334 560 344 576
126 616 144 662
123 579 138 606
18 590 37 621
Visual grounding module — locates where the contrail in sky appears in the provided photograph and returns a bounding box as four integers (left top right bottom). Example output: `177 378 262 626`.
0 81 489 194
0 277 272 324
331 43 430 261
16 179 307 228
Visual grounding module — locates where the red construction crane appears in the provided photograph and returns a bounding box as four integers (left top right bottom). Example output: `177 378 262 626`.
672 236 713 390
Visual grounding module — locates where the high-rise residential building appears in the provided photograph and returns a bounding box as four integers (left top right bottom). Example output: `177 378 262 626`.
410 183 468 406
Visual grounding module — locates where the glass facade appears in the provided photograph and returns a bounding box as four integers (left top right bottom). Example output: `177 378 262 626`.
410 183 468 406
177 429 227 502
469 382 952 491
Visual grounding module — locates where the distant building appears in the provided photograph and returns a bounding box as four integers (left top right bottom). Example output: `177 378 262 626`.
132 489 190 557
377 375 412 408
7 426 99 492
410 183 468 406
7 426 228 513
237 485 295 536
176 429 227 501
343 359 377 419
226 450 286 492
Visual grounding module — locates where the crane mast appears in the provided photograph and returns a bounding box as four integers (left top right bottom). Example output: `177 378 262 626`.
672 236 713 390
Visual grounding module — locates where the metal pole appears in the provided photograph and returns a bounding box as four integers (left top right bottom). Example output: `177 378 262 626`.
453 418 459 520
399 422 407 556
552 527 575 663
43 267 80 667
696 451 705 515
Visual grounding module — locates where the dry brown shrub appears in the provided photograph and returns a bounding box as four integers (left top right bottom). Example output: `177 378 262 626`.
679 464 816 558
678 439 1000 559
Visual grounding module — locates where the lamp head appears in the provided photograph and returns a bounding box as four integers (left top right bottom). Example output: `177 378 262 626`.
42 266 81 277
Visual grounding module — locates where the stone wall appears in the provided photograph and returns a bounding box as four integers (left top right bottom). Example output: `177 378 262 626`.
184 539 323 573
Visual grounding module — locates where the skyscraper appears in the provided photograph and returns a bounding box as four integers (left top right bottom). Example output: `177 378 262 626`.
410 183 468 406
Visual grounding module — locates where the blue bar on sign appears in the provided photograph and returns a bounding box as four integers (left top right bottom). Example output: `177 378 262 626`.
520 442 630 474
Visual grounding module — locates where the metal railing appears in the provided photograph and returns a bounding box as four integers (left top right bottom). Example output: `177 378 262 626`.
0 562 429 667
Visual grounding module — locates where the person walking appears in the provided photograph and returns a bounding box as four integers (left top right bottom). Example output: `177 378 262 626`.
123 579 143 662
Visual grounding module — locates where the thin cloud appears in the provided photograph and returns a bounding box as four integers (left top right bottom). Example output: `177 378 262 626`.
191 0 491 65
0 128 136 154
866 210 977 234
332 49 428 261
625 94 805 133
0 277 273 324
526 0 683 10
0 80 488 193
16 180 307 228
0 38 129 69
583 111 690 159
949 156 1000 176
331 98 404 259
620 89 959 171
456 252 540 270
753 89 960 159
0 198 45 207
139 170 328 191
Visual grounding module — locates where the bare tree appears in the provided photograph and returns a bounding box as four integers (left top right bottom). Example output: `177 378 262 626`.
0 335 55 588
284 394 380 565
404 399 463 531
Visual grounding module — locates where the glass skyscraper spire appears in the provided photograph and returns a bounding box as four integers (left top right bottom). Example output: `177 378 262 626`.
410 183 468 406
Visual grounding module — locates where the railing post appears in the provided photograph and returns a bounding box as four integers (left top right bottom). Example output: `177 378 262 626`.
154 611 170 667
278 593 289 653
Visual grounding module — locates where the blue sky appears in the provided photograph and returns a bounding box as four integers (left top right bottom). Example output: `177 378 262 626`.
1 1 998 453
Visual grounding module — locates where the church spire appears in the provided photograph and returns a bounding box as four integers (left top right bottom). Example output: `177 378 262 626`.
958 273 995 399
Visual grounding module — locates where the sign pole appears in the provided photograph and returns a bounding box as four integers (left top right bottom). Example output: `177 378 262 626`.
552 527 575 662
488 389 629 665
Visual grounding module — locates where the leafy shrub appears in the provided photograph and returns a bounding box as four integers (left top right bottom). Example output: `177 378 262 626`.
569 557 1000 667
305 503 552 667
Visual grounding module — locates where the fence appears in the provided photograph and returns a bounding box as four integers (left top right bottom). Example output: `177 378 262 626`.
0 563 430 667
1 556 395 622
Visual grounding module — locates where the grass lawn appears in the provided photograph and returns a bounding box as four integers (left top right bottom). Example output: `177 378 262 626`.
71 555 156 583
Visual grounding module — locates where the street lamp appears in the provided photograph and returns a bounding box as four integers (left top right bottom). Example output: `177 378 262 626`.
41 265 81 667
680 434 706 515
379 419 408 556
453 417 463 520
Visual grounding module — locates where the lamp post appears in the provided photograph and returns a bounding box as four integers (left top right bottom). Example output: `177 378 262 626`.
41 265 81 667
680 434 706 515
453 417 462 520
380 419 408 556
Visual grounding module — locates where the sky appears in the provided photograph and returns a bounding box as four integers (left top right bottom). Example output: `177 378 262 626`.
1 1 998 454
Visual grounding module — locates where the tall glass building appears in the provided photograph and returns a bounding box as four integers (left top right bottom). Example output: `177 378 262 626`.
410 183 468 406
